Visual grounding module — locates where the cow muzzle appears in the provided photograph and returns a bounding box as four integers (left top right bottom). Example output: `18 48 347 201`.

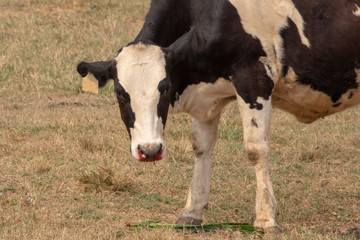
137 143 164 162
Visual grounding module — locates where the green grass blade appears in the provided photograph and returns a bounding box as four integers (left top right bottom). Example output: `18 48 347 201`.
125 221 264 234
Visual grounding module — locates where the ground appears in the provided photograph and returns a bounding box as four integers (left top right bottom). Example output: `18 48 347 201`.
0 0 359 239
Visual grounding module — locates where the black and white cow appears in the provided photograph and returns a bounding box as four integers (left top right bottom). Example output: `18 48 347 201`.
77 0 360 234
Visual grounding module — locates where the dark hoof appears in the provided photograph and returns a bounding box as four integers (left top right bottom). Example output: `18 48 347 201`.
176 217 202 225
265 226 282 236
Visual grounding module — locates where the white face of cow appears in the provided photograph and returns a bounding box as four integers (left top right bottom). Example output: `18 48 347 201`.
114 43 171 162
77 29 194 162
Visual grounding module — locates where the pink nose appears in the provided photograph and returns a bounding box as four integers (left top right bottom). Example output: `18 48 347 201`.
137 144 163 162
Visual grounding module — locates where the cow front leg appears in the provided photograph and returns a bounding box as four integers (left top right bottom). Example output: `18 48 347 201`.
176 114 221 225
237 96 281 234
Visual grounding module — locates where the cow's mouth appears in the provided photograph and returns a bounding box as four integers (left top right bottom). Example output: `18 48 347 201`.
137 145 163 162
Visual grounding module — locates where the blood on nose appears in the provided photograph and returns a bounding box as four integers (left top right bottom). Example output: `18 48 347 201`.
137 143 163 162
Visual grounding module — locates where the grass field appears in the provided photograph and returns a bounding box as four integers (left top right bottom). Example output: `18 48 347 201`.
0 0 359 239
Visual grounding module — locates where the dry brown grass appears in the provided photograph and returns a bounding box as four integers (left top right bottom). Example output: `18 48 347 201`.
78 166 135 193
0 0 359 239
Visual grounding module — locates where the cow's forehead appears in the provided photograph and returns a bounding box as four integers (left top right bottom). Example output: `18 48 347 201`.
115 43 166 96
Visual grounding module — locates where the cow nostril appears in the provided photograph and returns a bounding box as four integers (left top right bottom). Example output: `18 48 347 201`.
137 145 146 159
157 144 163 154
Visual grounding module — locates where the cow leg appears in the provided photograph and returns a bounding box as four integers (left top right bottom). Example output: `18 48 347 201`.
231 62 281 234
176 114 221 225
236 96 281 234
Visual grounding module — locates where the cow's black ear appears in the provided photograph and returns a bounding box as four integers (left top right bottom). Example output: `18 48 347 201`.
77 60 117 87
163 27 195 66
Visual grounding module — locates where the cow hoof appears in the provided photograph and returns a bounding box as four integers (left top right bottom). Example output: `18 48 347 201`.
255 219 282 235
264 226 282 235
176 217 202 225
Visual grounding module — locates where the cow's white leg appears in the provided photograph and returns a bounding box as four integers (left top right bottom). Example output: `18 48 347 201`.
237 96 281 234
176 114 221 225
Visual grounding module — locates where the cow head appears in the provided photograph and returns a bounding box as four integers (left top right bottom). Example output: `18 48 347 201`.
77 29 194 162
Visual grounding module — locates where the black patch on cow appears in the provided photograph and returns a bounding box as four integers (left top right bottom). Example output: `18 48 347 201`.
133 0 192 46
163 28 196 70
314 4 330 21
282 65 289 78
114 79 135 137
281 1 360 103
231 61 273 110
157 78 171 127
251 118 259 128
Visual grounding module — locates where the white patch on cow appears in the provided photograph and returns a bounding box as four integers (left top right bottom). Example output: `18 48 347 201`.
237 97 272 163
115 43 166 159
353 4 360 17
169 78 236 120
229 0 310 83
236 96 280 231
273 67 360 123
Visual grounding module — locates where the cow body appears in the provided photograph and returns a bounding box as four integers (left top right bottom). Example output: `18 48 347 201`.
133 0 360 123
77 0 360 233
